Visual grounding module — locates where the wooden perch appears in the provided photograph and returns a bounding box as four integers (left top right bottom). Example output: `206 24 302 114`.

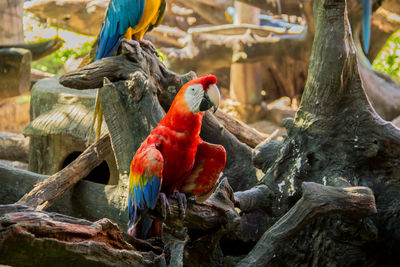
214 110 266 148
17 134 111 210
59 51 266 149
0 204 165 267
238 182 377 267
0 37 64 61
0 132 29 163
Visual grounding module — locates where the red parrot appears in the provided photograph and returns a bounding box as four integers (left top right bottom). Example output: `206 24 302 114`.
128 75 226 239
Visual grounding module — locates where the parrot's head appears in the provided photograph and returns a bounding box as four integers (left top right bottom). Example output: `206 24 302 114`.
181 74 221 114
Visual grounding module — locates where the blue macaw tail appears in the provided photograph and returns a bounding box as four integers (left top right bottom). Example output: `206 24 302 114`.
362 0 372 54
128 209 158 239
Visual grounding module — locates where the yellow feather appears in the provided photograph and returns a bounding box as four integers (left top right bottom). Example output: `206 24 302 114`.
131 0 163 40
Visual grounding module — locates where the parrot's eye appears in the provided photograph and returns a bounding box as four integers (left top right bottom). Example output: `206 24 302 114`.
191 88 195 91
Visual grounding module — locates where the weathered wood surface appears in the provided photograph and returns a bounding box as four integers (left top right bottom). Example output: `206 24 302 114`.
0 132 29 162
0 48 31 99
0 204 165 267
238 182 377 266
59 57 266 149
236 0 400 265
0 37 64 61
17 134 112 210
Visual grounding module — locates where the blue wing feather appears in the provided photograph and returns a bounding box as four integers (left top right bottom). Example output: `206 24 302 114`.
361 0 372 54
95 0 145 61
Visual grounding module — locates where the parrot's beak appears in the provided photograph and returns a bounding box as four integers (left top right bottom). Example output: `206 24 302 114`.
199 84 220 113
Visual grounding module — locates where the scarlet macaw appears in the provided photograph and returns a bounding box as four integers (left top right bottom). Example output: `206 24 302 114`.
88 0 166 144
128 75 226 239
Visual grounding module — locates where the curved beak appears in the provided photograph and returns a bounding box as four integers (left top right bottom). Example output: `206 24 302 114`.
199 84 220 112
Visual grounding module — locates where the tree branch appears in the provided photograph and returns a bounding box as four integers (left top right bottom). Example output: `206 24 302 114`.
17 134 112 210
0 204 165 267
237 182 377 266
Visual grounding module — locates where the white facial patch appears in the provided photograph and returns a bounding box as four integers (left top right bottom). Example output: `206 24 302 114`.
184 83 204 113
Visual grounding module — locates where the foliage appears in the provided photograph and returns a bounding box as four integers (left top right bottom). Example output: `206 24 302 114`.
31 41 92 74
373 30 400 83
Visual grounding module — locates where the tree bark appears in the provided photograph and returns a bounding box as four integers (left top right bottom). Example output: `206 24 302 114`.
234 0 400 265
237 182 376 266
0 204 165 267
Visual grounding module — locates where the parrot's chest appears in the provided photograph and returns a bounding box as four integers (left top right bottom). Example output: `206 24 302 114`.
160 134 199 189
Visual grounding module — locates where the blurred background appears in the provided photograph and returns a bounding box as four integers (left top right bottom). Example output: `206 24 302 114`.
0 0 399 148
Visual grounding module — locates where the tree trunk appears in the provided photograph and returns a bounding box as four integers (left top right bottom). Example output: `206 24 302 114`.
0 0 23 44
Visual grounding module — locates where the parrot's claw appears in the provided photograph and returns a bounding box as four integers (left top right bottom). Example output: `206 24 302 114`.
158 192 170 220
120 38 144 61
139 39 159 57
170 190 187 220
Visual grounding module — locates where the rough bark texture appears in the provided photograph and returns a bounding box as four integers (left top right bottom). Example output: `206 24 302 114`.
1 0 399 265
238 182 376 266
235 0 400 265
0 204 166 267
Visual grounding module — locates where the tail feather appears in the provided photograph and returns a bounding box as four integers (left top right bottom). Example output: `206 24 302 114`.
362 0 372 54
128 210 162 239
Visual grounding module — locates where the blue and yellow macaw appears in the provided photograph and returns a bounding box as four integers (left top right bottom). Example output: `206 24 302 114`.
88 0 166 144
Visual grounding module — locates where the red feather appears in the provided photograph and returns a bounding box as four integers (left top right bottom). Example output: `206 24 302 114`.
128 75 226 239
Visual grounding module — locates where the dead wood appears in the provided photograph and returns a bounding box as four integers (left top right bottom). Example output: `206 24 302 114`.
214 110 267 148
0 132 29 163
0 204 165 267
232 0 400 264
17 134 112 210
237 182 377 266
59 45 265 149
0 37 64 61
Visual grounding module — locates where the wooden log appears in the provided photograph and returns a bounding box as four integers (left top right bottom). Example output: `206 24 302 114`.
0 48 31 99
237 182 377 267
0 132 29 163
59 57 266 149
1 161 241 236
0 37 65 61
60 40 259 191
17 134 112 210
214 110 267 148
0 204 165 267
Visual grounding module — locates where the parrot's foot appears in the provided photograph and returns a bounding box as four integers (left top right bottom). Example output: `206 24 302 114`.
158 192 170 220
139 39 159 57
170 190 187 220
120 38 144 61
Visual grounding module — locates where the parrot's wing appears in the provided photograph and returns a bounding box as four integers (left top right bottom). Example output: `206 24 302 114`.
95 0 145 60
181 141 226 202
128 145 163 236
147 0 166 33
